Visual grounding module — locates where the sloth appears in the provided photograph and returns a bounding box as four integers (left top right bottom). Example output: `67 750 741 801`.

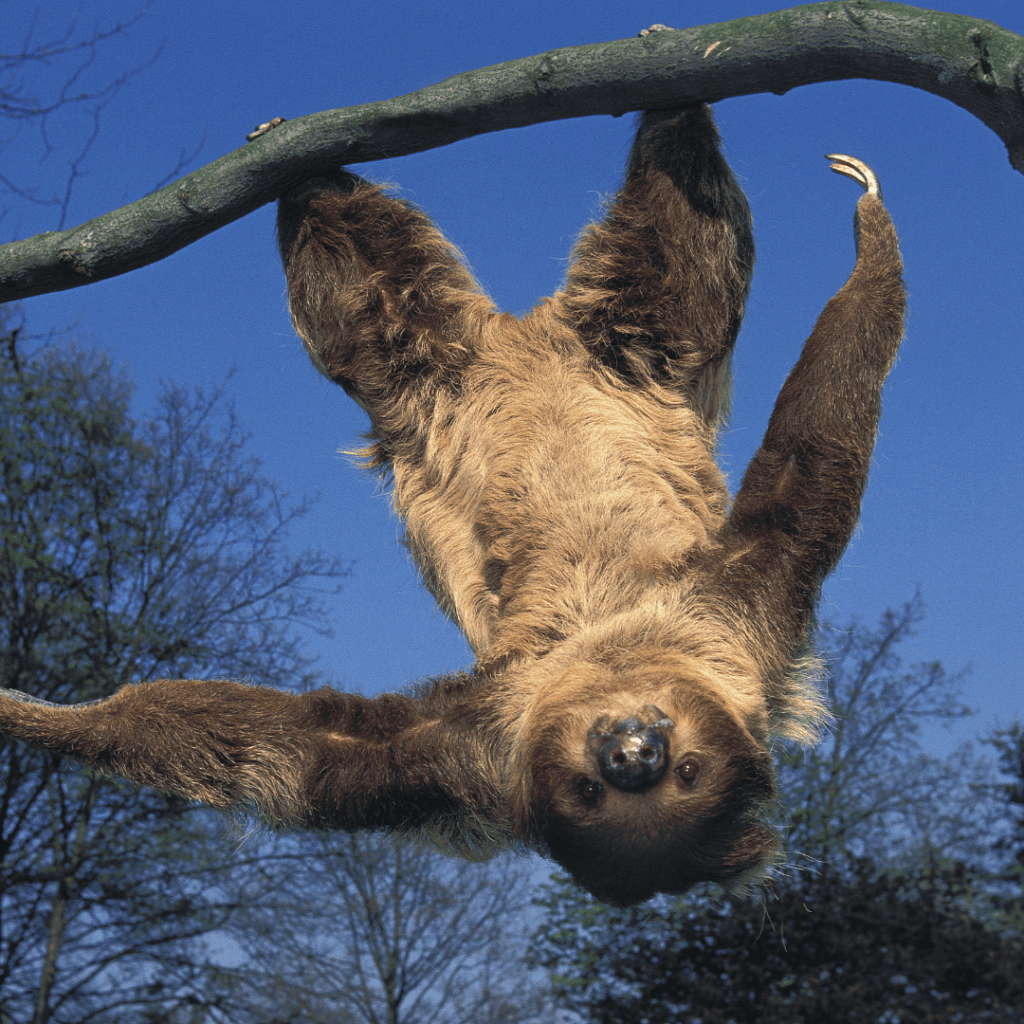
0 104 904 906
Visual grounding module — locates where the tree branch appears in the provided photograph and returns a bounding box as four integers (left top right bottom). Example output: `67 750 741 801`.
2 1 1022 303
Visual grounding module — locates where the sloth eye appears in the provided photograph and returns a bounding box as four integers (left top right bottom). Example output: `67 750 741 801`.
576 778 604 805
676 757 701 787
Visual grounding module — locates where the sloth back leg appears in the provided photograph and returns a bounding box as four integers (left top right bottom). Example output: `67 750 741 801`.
276 173 496 454
554 104 754 426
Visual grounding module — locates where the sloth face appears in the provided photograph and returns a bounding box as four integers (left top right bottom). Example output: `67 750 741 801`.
516 659 776 906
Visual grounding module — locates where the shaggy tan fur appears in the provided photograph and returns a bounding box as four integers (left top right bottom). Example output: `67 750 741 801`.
0 106 904 906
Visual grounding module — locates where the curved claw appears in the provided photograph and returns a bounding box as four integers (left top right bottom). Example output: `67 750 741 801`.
825 153 880 197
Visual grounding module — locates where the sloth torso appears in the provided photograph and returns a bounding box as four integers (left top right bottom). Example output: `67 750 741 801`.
389 307 730 665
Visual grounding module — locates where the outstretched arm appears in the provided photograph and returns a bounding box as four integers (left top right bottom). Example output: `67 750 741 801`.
553 104 754 425
0 675 510 852
721 157 905 643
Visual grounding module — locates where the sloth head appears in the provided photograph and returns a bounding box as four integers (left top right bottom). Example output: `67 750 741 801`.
514 658 777 906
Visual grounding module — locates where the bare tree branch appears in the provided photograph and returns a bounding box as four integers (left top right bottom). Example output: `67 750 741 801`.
0 3 162 228
1 1 1022 303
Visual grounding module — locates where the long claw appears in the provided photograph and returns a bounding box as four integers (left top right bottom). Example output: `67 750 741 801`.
825 154 880 197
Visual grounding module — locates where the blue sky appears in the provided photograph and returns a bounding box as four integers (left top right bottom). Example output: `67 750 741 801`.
5 0 1022 756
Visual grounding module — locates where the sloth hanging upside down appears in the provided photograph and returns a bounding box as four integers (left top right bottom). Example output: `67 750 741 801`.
0 103 904 906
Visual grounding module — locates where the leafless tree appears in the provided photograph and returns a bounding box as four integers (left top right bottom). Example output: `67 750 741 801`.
0 4 170 230
778 593 983 872
0 335 345 1023
228 832 548 1024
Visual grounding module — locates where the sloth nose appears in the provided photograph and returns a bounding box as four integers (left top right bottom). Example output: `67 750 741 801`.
596 716 669 792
